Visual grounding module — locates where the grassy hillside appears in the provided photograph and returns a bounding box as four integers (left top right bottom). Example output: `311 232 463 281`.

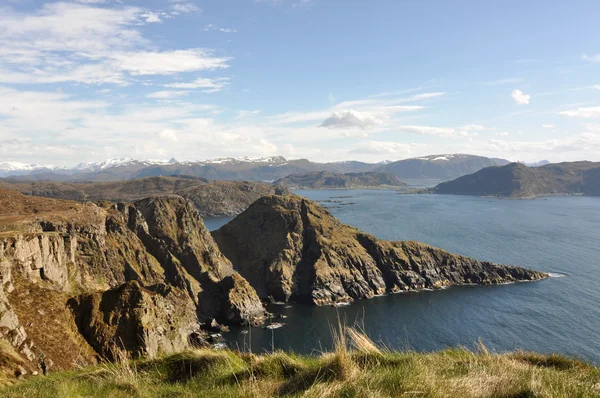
2 327 598 398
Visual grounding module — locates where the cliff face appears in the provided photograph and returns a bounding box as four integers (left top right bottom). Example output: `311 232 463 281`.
212 195 547 305
0 188 265 377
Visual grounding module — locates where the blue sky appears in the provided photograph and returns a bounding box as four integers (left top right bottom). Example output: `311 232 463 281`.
1 0 600 165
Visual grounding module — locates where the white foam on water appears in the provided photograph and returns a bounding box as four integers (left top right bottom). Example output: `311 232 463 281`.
548 272 567 278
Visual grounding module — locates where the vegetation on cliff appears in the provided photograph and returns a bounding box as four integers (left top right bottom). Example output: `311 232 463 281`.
1 326 597 398
274 171 405 189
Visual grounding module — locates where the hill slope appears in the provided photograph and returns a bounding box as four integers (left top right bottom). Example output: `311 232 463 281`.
212 195 547 305
430 161 600 197
377 154 510 180
274 171 405 189
0 176 288 217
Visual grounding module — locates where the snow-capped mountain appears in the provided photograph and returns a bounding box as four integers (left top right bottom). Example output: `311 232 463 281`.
196 156 288 165
0 162 47 172
0 154 512 182
74 157 179 172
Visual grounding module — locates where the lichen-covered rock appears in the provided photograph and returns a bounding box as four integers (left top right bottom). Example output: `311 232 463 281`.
213 195 548 305
69 281 200 360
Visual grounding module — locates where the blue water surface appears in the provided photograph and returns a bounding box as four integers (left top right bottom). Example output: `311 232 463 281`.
207 189 600 363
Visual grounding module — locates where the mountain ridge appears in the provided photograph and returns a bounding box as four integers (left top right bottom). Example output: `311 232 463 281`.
0 176 288 217
428 161 600 198
274 171 406 189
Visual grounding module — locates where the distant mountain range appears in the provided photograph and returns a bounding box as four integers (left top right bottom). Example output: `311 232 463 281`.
274 171 406 189
0 154 514 182
428 161 600 198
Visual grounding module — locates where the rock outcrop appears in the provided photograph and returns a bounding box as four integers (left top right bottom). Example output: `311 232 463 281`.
69 281 202 360
212 195 548 305
0 188 265 377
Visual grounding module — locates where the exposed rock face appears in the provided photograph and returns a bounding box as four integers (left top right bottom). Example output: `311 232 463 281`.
69 281 201 360
0 188 265 375
212 195 548 305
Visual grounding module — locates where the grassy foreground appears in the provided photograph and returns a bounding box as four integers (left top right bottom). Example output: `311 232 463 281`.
2 328 599 398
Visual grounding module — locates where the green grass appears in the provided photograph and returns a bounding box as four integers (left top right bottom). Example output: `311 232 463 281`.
2 328 599 398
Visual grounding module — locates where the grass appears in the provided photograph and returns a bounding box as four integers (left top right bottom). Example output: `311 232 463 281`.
2 326 599 398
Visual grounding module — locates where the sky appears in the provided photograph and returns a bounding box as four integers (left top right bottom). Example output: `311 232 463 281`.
1 0 600 166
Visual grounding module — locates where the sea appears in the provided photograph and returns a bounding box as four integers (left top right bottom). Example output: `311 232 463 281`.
203 188 600 363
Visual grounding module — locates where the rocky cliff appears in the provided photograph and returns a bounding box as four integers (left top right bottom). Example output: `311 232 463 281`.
212 195 548 305
0 188 265 378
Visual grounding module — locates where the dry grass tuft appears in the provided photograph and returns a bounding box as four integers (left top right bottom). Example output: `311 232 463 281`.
1 326 599 397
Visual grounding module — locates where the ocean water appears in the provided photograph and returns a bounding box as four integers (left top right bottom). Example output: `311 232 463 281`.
206 190 600 363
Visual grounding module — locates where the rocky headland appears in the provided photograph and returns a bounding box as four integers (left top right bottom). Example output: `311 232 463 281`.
212 195 547 305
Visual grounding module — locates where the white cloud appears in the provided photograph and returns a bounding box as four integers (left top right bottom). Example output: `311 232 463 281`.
542 124 555 128
146 90 189 99
164 77 230 92
320 109 384 129
141 12 162 23
511 89 531 105
396 125 477 138
582 54 600 63
158 129 178 142
0 3 230 86
559 106 600 119
172 3 200 13
204 24 238 33
109 49 230 75
349 141 423 155
235 110 261 119
411 92 446 100
496 132 510 137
